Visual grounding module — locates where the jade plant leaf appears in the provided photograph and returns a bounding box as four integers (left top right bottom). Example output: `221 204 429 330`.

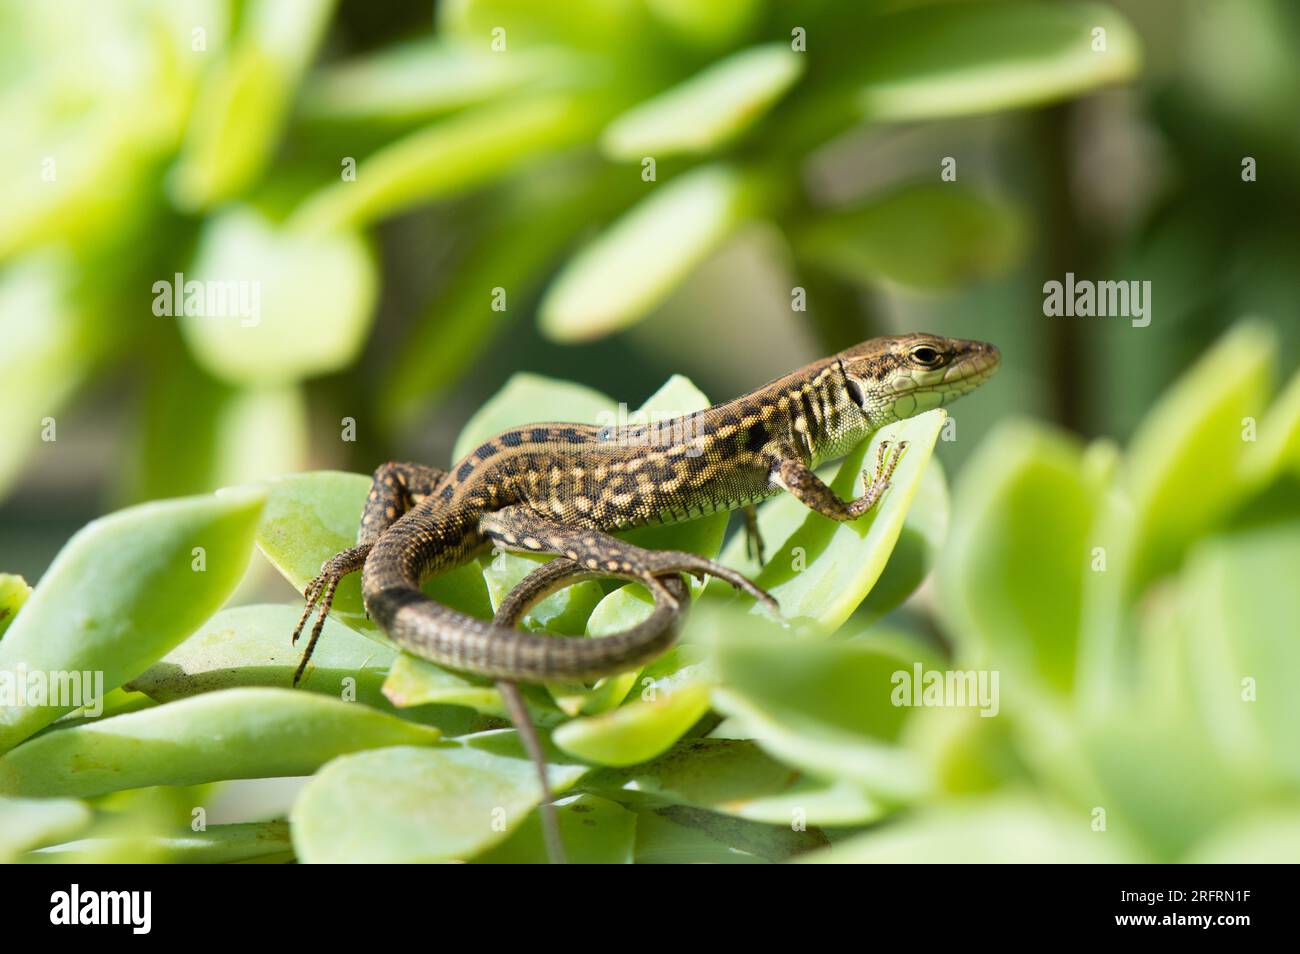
0 489 266 752
0 574 31 639
707 609 944 801
253 471 493 633
290 95 595 232
168 0 335 209
938 421 1100 696
180 208 378 386
552 682 711 767
37 820 295 865
0 795 93 862
0 687 440 798
539 164 758 342
1181 523 1300 787
798 793 1138 863
474 793 636 864
794 184 1024 290
632 810 764 864
601 43 803 159
301 39 569 122
591 737 886 827
849 1 1141 122
122 604 489 736
1118 322 1274 592
1080 323 1275 705
1186 811 1300 864
291 731 588 862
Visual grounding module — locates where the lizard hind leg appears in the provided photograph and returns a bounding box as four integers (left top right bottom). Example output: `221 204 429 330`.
492 556 690 865
291 461 447 687
481 505 778 614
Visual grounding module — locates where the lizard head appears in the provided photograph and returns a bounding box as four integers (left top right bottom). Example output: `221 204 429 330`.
837 333 1000 427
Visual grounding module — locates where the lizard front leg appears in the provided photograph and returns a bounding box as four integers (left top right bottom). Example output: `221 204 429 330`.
774 440 908 521
292 461 446 685
479 505 778 613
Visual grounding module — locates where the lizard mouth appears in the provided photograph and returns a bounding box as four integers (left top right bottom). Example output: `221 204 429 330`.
881 341 1000 421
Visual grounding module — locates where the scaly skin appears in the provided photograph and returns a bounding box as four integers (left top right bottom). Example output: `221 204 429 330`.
291 332 999 865
292 333 1000 683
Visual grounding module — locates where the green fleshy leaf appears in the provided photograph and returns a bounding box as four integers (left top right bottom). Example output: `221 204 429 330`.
0 795 92 862
0 489 266 752
0 574 31 640
938 421 1099 695
1186 811 1300 863
602 43 803 159
291 732 588 862
552 682 711 767
850 1 1141 122
37 820 294 865
301 38 570 122
1120 322 1274 589
481 551 606 635
168 0 335 209
632 810 764 863
380 654 511 718
794 183 1024 289
1182 523 1300 786
752 409 946 632
1078 712 1251 861
0 688 440 798
180 208 378 386
798 794 1138 863
593 738 885 827
253 471 493 634
1241 366 1300 485
539 164 757 341
0 254 90 500
380 176 628 426
549 585 653 716
1081 323 1274 706
644 0 762 48
474 793 636 864
290 95 595 232
850 458 949 628
438 0 651 51
708 620 941 801
123 604 487 735
635 804 826 862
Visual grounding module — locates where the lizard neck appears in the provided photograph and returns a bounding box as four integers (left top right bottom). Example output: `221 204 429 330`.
724 357 871 468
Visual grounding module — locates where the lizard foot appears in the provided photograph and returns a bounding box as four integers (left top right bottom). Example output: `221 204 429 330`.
291 544 370 687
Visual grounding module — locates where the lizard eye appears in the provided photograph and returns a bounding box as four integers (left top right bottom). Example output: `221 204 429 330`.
910 345 942 367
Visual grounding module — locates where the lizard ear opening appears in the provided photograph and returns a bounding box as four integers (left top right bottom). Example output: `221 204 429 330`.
845 376 866 409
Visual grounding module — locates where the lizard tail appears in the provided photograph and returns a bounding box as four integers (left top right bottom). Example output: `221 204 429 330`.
363 538 688 682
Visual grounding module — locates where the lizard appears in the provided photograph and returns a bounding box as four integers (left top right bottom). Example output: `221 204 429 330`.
290 332 1000 861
